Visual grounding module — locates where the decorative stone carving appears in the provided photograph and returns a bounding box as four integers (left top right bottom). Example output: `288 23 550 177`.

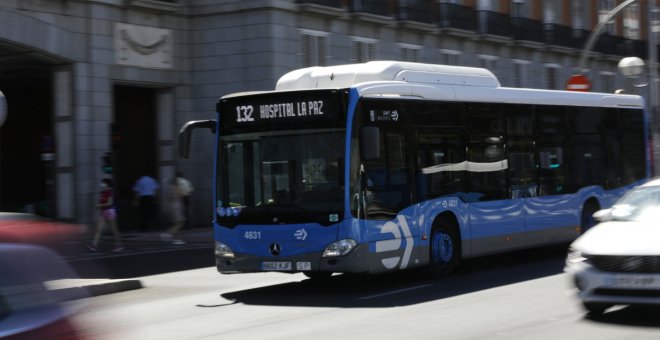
114 22 173 69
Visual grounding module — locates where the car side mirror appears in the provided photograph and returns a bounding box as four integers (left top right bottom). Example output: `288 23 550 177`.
592 208 612 222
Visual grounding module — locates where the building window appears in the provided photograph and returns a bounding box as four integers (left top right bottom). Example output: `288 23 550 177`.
300 29 329 67
477 0 495 11
571 0 586 30
599 72 615 93
352 37 377 63
598 0 616 35
477 55 498 75
439 49 461 66
544 64 560 90
623 4 640 39
511 0 528 18
543 0 559 24
512 60 530 88
399 43 421 62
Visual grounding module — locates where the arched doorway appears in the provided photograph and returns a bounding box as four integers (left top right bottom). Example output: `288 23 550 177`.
0 60 54 216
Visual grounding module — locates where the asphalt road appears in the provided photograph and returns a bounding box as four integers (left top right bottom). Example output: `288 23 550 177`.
71 246 660 340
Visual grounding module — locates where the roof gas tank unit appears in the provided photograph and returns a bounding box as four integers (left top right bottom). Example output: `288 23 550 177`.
275 61 500 90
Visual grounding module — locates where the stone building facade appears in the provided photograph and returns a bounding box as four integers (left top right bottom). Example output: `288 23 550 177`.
0 0 655 228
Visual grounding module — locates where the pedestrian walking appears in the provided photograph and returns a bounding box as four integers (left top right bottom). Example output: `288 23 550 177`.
160 172 192 245
176 172 193 228
132 171 159 232
88 178 123 252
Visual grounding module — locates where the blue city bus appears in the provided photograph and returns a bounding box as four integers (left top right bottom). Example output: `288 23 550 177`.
179 61 650 279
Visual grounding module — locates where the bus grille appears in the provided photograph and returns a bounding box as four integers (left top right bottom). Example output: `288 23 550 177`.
589 256 660 273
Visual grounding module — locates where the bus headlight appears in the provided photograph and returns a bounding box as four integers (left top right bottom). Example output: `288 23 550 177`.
215 241 235 258
322 239 357 257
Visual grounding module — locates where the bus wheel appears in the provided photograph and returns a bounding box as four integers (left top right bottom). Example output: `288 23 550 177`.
581 202 599 234
425 218 459 278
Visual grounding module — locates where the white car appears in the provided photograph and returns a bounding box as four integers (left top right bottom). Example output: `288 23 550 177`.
0 243 86 339
565 179 660 314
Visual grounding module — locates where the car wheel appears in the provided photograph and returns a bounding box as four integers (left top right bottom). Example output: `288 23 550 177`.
424 217 460 278
583 302 610 315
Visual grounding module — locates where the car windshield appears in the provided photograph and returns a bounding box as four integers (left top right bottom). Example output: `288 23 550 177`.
610 186 660 222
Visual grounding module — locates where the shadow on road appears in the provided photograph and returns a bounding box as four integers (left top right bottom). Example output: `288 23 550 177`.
220 244 568 308
585 305 660 328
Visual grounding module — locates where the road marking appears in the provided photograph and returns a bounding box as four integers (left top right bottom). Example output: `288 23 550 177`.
358 284 433 300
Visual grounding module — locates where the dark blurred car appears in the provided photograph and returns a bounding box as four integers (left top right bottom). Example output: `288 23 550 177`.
0 212 85 246
0 243 88 339
565 179 660 314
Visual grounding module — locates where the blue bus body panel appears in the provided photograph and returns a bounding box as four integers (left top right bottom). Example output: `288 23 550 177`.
213 181 644 274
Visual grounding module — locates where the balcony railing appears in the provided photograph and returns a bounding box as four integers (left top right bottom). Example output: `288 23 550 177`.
294 1 653 60
438 3 476 32
511 17 544 43
544 24 573 48
397 1 434 24
350 0 391 17
478 11 511 37
295 0 344 8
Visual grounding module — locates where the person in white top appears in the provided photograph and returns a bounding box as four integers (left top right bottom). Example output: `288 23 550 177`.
160 172 193 245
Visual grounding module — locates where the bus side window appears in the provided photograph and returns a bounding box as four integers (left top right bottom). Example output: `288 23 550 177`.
507 105 536 199
538 147 565 195
362 130 410 218
466 104 507 201
415 129 466 200
535 106 569 195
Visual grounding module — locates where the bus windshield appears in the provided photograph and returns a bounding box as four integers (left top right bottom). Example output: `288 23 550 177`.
218 128 345 227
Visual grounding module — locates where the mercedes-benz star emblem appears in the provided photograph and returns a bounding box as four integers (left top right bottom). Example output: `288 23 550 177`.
270 243 281 256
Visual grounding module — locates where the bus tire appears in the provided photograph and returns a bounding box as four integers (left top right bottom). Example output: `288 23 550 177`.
581 200 599 234
424 216 460 278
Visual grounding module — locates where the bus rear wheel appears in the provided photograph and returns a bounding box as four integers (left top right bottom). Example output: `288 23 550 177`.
581 201 599 234
425 218 459 278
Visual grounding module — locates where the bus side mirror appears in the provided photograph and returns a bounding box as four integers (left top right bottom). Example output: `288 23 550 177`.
178 120 217 159
361 126 381 160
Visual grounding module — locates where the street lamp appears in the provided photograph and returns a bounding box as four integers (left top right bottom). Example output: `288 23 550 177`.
618 56 648 91
619 56 645 77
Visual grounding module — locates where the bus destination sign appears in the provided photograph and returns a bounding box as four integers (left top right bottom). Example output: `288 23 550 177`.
219 90 343 130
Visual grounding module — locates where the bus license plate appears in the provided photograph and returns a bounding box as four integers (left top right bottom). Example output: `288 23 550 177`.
262 261 292 271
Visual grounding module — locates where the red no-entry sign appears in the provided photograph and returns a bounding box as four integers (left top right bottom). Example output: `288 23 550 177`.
566 74 591 92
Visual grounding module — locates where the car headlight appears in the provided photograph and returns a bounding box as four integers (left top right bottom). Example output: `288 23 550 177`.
322 239 357 257
215 241 235 258
567 247 587 264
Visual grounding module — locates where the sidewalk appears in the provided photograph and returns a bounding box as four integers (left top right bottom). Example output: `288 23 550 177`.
62 226 214 257
50 227 215 299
